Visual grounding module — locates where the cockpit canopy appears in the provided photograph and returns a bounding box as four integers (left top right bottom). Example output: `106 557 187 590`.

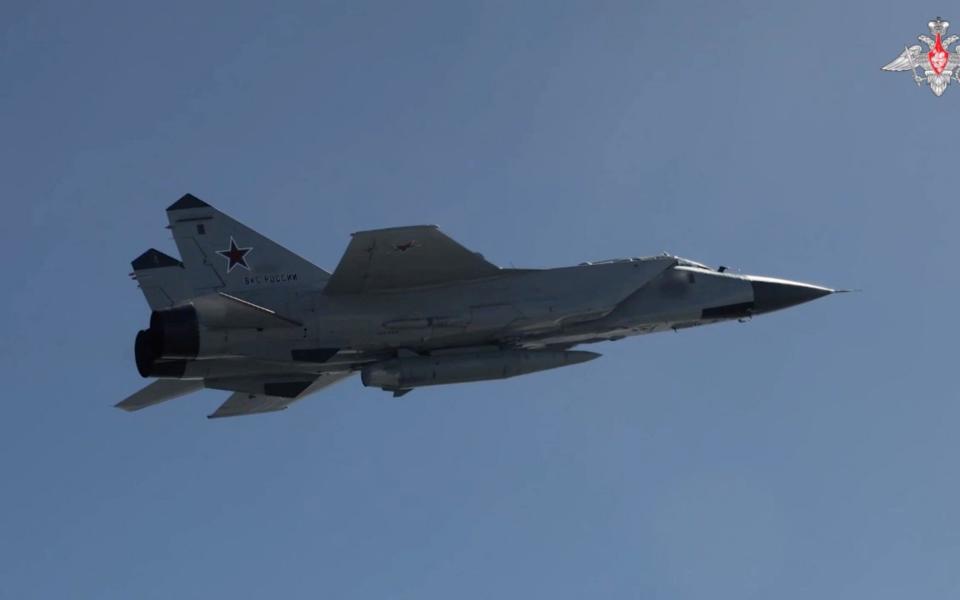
577 255 716 271
674 257 712 270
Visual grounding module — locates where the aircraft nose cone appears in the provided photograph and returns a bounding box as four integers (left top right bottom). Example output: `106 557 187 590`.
750 278 833 314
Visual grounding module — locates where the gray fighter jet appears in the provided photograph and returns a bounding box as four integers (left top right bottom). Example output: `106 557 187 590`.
119 194 837 418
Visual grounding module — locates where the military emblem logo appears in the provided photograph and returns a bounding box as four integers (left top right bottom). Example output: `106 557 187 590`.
216 237 252 272
883 17 959 96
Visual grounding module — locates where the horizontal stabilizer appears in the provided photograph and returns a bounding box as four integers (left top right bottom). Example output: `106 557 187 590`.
207 392 291 418
205 375 316 397
116 379 204 412
324 225 500 294
206 372 353 419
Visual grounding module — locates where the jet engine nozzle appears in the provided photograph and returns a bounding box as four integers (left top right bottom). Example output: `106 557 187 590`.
147 305 200 358
134 305 199 377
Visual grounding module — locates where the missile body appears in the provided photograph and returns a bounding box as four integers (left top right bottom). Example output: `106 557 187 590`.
361 350 601 390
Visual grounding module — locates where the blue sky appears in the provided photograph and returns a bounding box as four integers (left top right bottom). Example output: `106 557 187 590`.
2 1 958 598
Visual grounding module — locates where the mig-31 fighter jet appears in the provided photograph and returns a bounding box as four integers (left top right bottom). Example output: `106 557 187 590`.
119 194 837 418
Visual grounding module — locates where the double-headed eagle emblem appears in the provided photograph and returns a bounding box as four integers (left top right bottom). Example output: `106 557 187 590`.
883 17 959 96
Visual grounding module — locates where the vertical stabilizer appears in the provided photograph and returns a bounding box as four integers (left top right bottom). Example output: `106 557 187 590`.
165 194 330 297
131 248 193 309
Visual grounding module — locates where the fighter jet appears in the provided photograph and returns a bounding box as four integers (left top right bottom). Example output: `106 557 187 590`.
119 194 837 418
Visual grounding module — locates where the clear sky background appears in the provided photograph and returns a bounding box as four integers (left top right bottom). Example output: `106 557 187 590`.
1 1 958 598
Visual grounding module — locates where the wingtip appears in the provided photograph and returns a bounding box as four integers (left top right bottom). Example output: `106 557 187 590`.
167 193 210 211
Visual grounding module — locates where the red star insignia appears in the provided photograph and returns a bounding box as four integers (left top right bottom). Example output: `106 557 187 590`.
216 237 252 272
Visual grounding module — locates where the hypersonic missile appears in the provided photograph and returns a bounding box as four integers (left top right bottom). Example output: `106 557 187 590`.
361 350 601 392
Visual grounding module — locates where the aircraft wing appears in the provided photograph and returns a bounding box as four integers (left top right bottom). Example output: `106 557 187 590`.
323 225 500 294
206 371 353 419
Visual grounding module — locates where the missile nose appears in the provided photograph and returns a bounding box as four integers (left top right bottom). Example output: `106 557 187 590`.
749 277 833 314
564 350 602 365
